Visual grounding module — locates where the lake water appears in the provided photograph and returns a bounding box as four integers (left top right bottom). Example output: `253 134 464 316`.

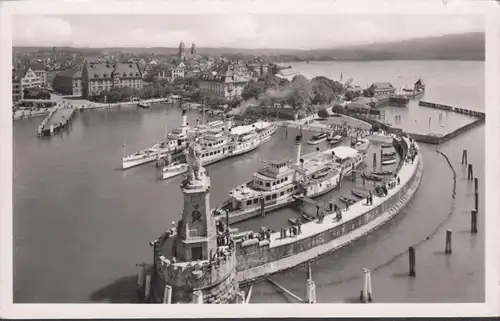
13 60 485 303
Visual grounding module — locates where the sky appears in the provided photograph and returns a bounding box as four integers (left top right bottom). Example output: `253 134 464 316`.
12 14 484 49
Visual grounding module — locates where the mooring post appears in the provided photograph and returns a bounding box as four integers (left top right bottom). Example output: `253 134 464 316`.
163 285 172 304
373 153 377 169
408 246 416 277
144 274 152 300
471 209 478 234
474 177 478 194
260 197 265 217
362 178 365 188
360 268 373 303
475 192 479 211
192 289 204 304
467 164 473 181
329 201 333 212
462 149 468 165
306 263 316 304
445 229 452 254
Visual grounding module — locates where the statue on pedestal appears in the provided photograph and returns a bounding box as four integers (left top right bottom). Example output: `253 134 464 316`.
186 140 203 184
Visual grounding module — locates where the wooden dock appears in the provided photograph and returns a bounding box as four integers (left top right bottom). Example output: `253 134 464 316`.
37 107 77 137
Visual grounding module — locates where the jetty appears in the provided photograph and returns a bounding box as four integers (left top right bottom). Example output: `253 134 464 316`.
37 107 77 137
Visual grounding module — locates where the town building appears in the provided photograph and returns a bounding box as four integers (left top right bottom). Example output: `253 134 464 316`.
52 69 82 96
81 62 143 98
198 61 251 99
12 69 23 102
25 63 47 87
368 82 396 97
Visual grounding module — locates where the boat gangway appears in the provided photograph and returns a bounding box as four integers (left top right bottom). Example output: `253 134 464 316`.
37 107 77 137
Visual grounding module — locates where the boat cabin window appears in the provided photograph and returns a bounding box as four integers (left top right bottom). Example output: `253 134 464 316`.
280 191 284 196
246 200 252 206
272 194 277 199
265 182 270 187
265 195 271 201
253 199 259 204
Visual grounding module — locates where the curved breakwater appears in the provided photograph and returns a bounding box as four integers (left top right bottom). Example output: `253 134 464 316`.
235 135 423 284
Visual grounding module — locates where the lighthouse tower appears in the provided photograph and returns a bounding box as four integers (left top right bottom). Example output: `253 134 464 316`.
148 140 239 304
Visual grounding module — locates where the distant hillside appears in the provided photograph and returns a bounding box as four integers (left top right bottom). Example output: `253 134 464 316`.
13 32 484 61
303 32 485 61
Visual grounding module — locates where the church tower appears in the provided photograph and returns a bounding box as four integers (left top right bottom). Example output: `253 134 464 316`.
191 42 196 55
178 40 185 61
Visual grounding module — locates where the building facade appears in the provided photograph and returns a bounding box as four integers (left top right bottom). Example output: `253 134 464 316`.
26 63 47 87
81 62 143 98
198 61 251 99
368 82 396 97
12 69 22 102
52 69 82 96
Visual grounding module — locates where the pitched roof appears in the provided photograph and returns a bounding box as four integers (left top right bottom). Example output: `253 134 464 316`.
84 62 142 80
12 68 27 80
56 69 82 78
371 82 394 90
25 63 45 71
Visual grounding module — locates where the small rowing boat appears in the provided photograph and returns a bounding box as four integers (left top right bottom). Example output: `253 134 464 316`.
351 187 370 199
340 197 357 205
382 158 397 165
382 151 396 157
302 214 315 222
288 218 302 225
381 144 392 148
371 170 394 176
361 173 383 182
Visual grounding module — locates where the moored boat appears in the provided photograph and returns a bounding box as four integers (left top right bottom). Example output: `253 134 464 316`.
340 197 357 205
352 137 370 153
369 133 393 144
351 187 370 199
159 121 277 180
137 101 151 108
371 170 394 176
382 151 396 157
308 132 328 145
382 158 397 166
329 134 344 146
212 136 365 225
361 173 383 182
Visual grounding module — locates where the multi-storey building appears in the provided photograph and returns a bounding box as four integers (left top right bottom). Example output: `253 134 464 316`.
12 68 23 102
81 62 143 98
368 82 396 97
198 61 251 99
52 69 82 96
26 63 47 87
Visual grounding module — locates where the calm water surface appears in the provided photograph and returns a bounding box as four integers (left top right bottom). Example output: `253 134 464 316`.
13 60 485 303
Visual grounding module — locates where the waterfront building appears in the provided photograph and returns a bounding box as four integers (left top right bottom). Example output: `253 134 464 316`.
25 63 47 87
14 67 43 94
52 69 82 96
12 68 22 102
81 62 143 98
368 82 396 96
198 61 251 99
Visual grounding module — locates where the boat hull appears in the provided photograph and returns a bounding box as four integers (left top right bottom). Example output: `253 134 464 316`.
122 154 158 169
307 137 327 145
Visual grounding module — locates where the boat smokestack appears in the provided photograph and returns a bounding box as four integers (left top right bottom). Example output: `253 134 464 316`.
225 115 232 131
295 134 302 165
181 109 187 127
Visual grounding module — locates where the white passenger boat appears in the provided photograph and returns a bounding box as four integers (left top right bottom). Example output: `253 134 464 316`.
352 137 371 153
329 135 344 146
212 135 365 224
159 121 277 180
121 110 225 170
137 101 151 108
307 132 328 145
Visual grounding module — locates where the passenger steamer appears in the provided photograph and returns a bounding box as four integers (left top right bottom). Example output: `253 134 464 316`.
213 135 365 224
159 121 277 180
121 110 225 170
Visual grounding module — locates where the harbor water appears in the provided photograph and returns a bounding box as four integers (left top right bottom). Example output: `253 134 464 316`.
13 60 484 303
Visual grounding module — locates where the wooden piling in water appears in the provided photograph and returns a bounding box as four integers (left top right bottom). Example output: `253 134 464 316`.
471 209 478 233
445 229 452 254
163 285 172 304
260 197 265 217
474 177 478 194
475 192 479 211
360 268 373 303
373 153 377 169
467 164 473 181
408 246 416 277
462 150 468 165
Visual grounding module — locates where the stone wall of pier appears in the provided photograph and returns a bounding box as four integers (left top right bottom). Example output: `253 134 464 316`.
235 137 423 283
